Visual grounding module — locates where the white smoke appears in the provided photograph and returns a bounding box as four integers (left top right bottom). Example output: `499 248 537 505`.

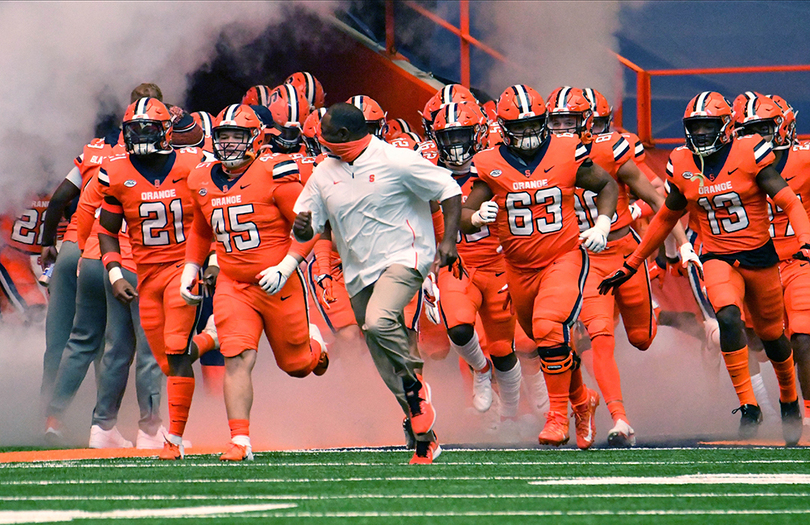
0 1 336 211
475 1 624 103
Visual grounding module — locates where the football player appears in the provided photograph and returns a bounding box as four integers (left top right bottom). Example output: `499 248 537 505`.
183 104 328 461
264 84 310 155
462 84 619 449
600 91 805 446
285 71 326 111
97 97 211 459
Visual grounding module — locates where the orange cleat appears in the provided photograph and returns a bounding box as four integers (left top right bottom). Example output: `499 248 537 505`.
158 439 184 460
220 442 254 461
409 437 442 465
573 388 600 450
538 411 570 446
404 376 436 435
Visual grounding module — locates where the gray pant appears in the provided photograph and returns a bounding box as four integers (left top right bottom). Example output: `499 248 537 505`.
41 241 81 404
47 259 162 433
94 267 163 434
350 265 434 440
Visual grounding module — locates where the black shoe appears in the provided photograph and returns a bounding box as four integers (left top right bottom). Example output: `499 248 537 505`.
780 399 803 447
402 417 416 450
732 404 762 439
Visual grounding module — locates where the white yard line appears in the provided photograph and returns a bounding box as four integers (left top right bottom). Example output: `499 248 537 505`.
529 473 810 485
0 504 296 524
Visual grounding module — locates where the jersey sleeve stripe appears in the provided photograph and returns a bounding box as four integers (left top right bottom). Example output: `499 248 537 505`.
612 137 630 160
575 143 590 161
98 168 110 186
754 139 773 164
273 160 299 179
634 141 644 157
665 160 674 178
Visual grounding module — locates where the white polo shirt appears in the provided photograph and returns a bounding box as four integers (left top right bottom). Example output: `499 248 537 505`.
294 136 461 297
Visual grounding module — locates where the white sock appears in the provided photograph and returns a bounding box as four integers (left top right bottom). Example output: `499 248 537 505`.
451 331 487 371
232 434 251 448
493 360 522 419
522 368 550 414
168 434 184 446
751 373 776 414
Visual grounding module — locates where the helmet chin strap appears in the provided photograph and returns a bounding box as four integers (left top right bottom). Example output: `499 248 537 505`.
448 159 472 175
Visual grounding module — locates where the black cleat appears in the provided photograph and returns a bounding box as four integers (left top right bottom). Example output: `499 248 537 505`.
733 404 763 439
780 399 803 447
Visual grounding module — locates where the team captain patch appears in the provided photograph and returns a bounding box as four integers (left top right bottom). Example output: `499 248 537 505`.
490 169 502 178
682 171 693 180
124 180 136 187
199 188 207 196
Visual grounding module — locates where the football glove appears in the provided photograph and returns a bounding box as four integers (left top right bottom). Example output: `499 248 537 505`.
422 273 441 325
257 255 299 295
598 263 637 295
579 214 611 253
679 242 704 280
179 263 203 305
314 273 336 307
471 200 498 228
794 243 810 262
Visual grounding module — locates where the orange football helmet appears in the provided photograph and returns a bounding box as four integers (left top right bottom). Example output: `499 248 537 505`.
191 111 214 139
242 85 273 106
302 107 328 157
582 88 613 134
122 97 173 155
683 91 734 156
496 84 547 152
421 84 478 139
285 71 325 110
212 104 265 169
768 94 798 150
546 86 593 139
384 118 413 141
401 130 424 144
267 84 310 153
347 95 387 137
732 91 784 144
481 100 498 123
432 101 488 167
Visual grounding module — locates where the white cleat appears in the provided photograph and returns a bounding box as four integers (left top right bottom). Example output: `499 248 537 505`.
607 419 636 448
89 425 133 449
472 363 493 412
136 425 191 449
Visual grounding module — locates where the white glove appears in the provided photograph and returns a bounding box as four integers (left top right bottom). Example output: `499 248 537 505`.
257 254 300 295
422 273 441 325
579 214 611 253
629 202 643 220
679 242 704 280
180 263 202 305
471 200 498 228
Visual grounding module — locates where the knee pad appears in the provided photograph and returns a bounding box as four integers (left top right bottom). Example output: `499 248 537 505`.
286 367 311 379
491 351 518 372
715 305 744 334
447 324 475 347
537 345 578 374
533 319 558 343
791 334 810 364
585 319 612 340
627 326 655 351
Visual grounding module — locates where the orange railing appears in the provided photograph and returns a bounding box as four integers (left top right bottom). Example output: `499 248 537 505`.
385 1 810 147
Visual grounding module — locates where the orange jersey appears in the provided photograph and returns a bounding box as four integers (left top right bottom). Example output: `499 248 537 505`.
186 153 305 283
769 142 810 260
418 140 440 166
99 148 204 268
454 172 505 271
388 134 419 151
665 135 775 255
287 152 318 185
574 132 633 233
621 131 646 163
64 137 120 243
473 134 589 271
1 195 51 254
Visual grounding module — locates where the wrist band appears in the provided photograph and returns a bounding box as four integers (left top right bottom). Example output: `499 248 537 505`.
109 267 124 285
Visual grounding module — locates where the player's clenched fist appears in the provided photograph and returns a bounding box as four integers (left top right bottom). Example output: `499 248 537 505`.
293 211 314 241
257 254 300 295
470 200 498 228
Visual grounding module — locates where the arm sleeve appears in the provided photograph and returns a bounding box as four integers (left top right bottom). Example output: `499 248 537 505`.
185 200 214 266
313 237 333 277
625 204 686 270
65 166 82 189
75 175 104 251
773 186 810 246
432 207 445 243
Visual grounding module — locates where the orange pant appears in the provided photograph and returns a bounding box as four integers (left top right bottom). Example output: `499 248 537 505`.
507 247 588 348
0 246 46 313
581 233 656 350
214 271 317 376
703 259 785 341
307 259 356 333
779 258 810 337
438 266 515 357
137 263 198 375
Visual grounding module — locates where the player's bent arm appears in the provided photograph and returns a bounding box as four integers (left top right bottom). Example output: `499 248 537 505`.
460 180 494 234
624 185 689 270
757 165 810 245
619 162 690 247
75 175 104 251
41 176 81 249
185 202 215 268
576 160 619 219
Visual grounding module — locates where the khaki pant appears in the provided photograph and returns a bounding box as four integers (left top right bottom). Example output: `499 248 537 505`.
350 264 435 440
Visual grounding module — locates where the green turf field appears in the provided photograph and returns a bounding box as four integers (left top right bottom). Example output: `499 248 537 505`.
2 447 810 524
